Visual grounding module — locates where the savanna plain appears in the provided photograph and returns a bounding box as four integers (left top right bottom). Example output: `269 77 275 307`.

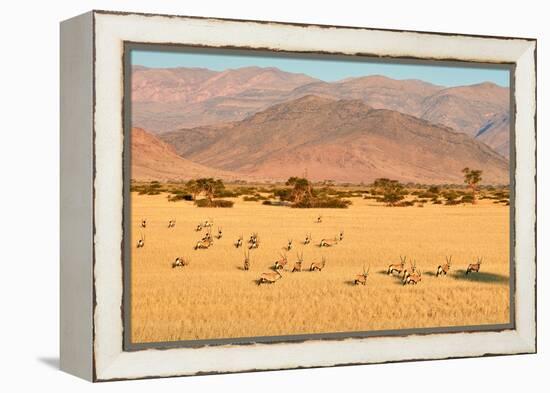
130 187 510 344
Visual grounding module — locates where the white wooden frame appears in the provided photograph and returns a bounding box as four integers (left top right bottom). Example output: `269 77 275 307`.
60 10 536 382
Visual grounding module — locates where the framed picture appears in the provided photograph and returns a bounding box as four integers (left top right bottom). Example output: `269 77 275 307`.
60 10 537 382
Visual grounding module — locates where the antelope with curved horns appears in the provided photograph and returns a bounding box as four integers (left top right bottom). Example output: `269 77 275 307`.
234 234 243 248
274 252 288 270
172 256 190 268
319 237 337 247
168 219 176 228
292 252 303 272
216 227 223 240
243 250 251 271
257 269 283 286
354 265 370 286
136 233 145 248
388 256 406 276
140 219 147 228
466 257 483 275
303 233 312 245
310 257 327 272
436 256 452 277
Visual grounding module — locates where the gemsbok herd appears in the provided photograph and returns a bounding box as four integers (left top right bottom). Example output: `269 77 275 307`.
135 216 486 287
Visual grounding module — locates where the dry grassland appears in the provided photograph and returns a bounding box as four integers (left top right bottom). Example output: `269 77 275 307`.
130 193 510 343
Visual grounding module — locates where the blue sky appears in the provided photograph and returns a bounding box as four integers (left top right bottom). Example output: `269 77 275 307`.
131 49 510 87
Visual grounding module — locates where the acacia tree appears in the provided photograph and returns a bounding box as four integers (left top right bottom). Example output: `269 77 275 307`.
185 179 201 200
462 167 483 204
286 177 313 205
189 178 225 204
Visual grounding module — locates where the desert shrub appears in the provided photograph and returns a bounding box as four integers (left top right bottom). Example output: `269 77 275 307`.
444 190 460 205
243 196 260 202
293 197 351 209
194 199 234 208
461 194 474 204
262 200 273 205
214 189 239 198
168 193 193 202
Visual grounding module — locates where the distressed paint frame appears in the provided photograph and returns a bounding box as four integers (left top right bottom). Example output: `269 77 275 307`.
60 10 536 382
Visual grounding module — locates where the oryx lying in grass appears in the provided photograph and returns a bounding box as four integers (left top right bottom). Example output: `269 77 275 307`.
292 252 304 272
172 256 190 268
274 252 288 270
257 269 283 286
136 233 145 248
310 257 327 272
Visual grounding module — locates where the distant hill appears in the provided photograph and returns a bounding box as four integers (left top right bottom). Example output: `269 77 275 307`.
160 96 509 185
132 66 511 158
131 127 259 182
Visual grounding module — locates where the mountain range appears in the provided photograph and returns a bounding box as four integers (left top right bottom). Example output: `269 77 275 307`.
131 65 510 158
157 96 509 184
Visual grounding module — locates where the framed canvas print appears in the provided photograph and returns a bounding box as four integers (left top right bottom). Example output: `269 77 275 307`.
60 10 537 382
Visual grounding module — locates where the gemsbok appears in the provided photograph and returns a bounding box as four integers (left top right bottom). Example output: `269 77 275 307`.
248 232 258 245
216 227 223 240
234 235 243 248
243 250 251 271
339 231 344 241
249 234 260 249
285 239 293 251
303 233 312 245
140 219 147 228
202 228 212 241
172 256 189 268
388 256 406 276
274 253 288 270
194 236 213 250
203 217 214 228
316 215 323 224
466 257 483 275
195 223 203 232
354 265 370 286
403 270 422 285
319 237 337 247
257 270 283 286
436 256 452 277
167 219 176 228
292 252 303 272
136 233 145 248
402 260 418 283
310 257 327 272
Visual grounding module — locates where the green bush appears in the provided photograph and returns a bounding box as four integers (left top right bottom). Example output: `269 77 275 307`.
168 193 193 202
194 199 234 208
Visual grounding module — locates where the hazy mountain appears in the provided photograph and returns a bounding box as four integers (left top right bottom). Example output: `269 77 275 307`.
132 66 511 157
131 66 319 132
160 96 509 185
131 127 259 182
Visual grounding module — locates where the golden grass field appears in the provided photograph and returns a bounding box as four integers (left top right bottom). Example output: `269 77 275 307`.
130 192 510 344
